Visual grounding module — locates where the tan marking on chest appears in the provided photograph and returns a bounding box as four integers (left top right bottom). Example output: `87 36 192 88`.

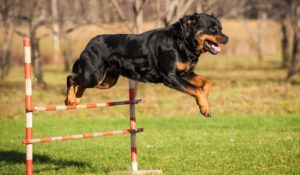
176 62 196 72
176 62 188 72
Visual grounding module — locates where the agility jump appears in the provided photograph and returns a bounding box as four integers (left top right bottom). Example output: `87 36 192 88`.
22 38 161 175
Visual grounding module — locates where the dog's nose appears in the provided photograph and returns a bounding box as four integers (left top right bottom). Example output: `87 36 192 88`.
223 35 229 44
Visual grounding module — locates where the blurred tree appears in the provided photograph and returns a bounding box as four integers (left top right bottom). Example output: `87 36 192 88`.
51 0 61 62
14 0 50 86
280 18 289 68
154 0 161 27
57 0 95 72
132 0 148 33
0 0 18 80
162 0 195 26
264 0 299 77
111 0 132 31
286 0 300 79
267 0 291 68
102 0 111 23
231 0 267 61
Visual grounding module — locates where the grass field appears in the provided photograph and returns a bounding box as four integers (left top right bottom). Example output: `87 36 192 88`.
1 115 300 175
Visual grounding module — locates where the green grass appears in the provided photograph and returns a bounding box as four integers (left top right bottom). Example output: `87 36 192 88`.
1 115 300 175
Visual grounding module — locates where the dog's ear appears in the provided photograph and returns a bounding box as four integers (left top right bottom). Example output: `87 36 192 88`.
187 14 197 25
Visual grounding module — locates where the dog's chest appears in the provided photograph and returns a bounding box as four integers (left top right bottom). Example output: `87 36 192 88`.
176 61 197 76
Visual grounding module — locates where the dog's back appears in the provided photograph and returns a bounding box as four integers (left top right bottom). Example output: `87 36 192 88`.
72 28 172 85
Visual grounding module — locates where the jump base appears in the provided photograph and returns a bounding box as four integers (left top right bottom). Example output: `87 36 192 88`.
109 170 163 175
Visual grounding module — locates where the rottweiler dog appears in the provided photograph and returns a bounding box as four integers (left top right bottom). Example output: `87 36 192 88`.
65 13 228 117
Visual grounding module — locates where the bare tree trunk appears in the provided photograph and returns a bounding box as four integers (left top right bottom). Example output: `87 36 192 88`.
1 24 14 80
155 0 161 27
163 0 195 26
163 0 178 26
287 26 299 79
102 0 110 23
176 0 184 18
51 0 61 61
256 12 266 61
12 0 47 86
1 0 14 80
111 0 132 31
111 2 118 23
133 0 147 34
196 3 203 13
240 18 264 62
112 0 126 21
280 19 289 68
62 34 72 72
286 0 300 79
30 32 46 86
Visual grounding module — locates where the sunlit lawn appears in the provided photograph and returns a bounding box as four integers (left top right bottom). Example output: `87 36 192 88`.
1 115 300 175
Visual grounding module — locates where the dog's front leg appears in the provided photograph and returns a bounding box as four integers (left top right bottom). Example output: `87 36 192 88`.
183 72 211 99
65 75 77 105
162 73 211 117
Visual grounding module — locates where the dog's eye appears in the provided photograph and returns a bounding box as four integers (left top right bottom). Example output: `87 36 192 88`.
209 27 217 33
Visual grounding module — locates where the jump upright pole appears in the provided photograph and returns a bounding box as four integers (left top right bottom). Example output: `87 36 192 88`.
22 38 161 174
24 38 33 175
129 80 138 171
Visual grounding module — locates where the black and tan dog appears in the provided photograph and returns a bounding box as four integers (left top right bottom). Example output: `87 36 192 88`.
65 13 228 117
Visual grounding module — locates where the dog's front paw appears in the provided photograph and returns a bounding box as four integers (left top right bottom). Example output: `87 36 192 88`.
65 98 78 105
199 105 211 117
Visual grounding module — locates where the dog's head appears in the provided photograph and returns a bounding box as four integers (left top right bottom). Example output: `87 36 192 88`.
179 13 228 55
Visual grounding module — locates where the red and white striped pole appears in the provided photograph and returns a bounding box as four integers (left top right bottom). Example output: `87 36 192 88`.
129 79 138 172
24 38 33 175
22 128 143 144
31 99 142 111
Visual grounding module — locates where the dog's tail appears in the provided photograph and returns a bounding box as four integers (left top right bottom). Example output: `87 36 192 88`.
71 59 82 74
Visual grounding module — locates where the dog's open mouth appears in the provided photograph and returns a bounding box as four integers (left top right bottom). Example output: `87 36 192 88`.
204 40 221 55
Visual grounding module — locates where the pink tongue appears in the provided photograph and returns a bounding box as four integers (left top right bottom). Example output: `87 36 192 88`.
212 44 221 53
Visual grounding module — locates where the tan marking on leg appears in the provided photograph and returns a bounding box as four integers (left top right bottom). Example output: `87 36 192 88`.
184 73 212 99
65 84 77 105
183 73 212 117
177 85 211 117
75 86 86 104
